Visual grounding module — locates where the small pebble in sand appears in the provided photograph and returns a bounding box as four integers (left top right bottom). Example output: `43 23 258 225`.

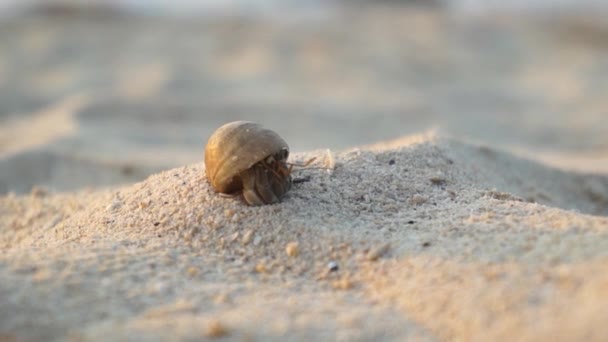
229 232 240 243
328 261 339 272
285 241 300 257
409 194 428 206
255 261 268 273
205 319 228 338
106 199 122 211
429 176 446 185
253 235 262 246
367 243 391 261
186 266 199 277
332 276 354 290
242 230 254 245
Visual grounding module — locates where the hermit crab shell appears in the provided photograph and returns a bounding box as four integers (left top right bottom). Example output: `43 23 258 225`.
204 121 289 194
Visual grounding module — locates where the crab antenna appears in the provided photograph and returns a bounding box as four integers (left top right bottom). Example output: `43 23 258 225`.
287 157 317 168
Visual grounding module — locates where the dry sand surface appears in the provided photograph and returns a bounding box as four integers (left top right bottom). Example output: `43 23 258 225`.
2 4 608 342
2 134 608 341
2 7 608 193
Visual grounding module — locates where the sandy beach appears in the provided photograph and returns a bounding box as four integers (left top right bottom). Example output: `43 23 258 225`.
1 3 608 341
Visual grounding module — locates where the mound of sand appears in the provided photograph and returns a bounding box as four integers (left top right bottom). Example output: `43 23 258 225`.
1 134 608 341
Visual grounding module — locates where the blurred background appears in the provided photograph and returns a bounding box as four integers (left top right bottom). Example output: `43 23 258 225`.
0 0 607 193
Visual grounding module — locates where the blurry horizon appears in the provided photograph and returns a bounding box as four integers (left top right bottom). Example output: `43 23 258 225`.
1 0 608 193
1 0 608 17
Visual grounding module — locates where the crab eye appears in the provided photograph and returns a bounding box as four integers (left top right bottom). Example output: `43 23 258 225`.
279 148 289 160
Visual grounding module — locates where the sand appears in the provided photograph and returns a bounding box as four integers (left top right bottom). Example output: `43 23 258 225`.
1 134 608 341
3 7 608 194
2 4 608 341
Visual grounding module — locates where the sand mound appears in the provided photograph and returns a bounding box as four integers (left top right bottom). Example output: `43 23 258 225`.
1 134 607 341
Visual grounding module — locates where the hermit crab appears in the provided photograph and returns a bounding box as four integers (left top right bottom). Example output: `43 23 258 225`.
204 121 295 206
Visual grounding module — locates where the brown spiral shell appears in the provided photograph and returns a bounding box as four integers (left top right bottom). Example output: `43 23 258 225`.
204 121 291 205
